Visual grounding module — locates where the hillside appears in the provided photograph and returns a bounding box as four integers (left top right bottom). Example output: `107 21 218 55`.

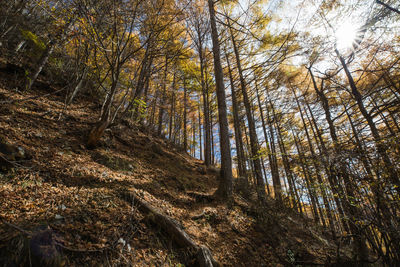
0 61 352 266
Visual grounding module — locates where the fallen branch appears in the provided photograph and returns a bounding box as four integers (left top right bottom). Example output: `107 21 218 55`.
121 190 220 267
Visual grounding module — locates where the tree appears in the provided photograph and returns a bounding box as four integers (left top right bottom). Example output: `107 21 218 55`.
207 0 233 201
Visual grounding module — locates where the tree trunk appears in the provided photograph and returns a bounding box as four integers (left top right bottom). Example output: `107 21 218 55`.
198 100 203 160
292 132 321 225
158 56 169 136
199 42 212 167
87 73 119 148
122 191 219 267
256 84 281 202
336 49 400 193
228 19 265 201
225 52 247 180
25 42 55 91
208 0 233 201
67 67 88 105
169 73 176 140
183 77 188 152
309 66 369 261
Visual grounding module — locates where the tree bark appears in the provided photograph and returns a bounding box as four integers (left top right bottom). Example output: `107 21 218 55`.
183 77 188 152
309 66 369 261
208 0 233 201
225 52 247 180
336 49 400 192
158 56 169 136
228 19 265 201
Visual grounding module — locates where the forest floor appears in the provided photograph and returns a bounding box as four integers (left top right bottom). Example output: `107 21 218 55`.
0 62 349 266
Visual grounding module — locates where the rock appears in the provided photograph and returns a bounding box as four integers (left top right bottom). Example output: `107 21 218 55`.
30 228 64 266
0 226 65 267
0 139 29 171
118 238 126 246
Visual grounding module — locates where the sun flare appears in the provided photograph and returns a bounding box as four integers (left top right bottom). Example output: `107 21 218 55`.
335 21 359 50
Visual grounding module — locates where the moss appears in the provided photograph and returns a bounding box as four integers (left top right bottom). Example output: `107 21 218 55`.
20 29 46 52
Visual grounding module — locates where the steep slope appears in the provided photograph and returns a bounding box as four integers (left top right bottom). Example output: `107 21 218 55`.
0 63 349 266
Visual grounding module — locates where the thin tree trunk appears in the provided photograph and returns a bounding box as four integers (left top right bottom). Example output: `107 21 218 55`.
68 67 88 105
255 84 281 202
198 100 203 161
25 42 55 91
309 65 369 261
183 77 188 152
336 49 400 192
158 56 168 136
199 43 211 166
293 132 321 224
225 51 247 180
228 19 265 201
169 73 176 140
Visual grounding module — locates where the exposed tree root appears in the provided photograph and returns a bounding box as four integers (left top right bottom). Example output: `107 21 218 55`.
121 190 220 267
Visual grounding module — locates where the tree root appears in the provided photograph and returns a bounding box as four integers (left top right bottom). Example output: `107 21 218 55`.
121 190 220 267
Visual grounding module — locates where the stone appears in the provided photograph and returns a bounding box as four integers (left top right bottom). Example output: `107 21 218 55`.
0 139 29 171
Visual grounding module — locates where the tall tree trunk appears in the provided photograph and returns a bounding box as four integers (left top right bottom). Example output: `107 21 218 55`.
309 66 369 261
205 59 215 165
275 120 302 214
225 52 247 180
157 56 168 136
198 100 203 160
228 19 265 201
192 118 196 157
336 49 400 193
256 84 281 202
338 91 400 260
208 0 233 201
292 132 322 224
183 77 188 152
199 43 211 166
169 73 176 140
303 100 336 233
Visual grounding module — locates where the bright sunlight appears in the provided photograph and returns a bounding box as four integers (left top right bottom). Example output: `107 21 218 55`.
335 20 360 50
